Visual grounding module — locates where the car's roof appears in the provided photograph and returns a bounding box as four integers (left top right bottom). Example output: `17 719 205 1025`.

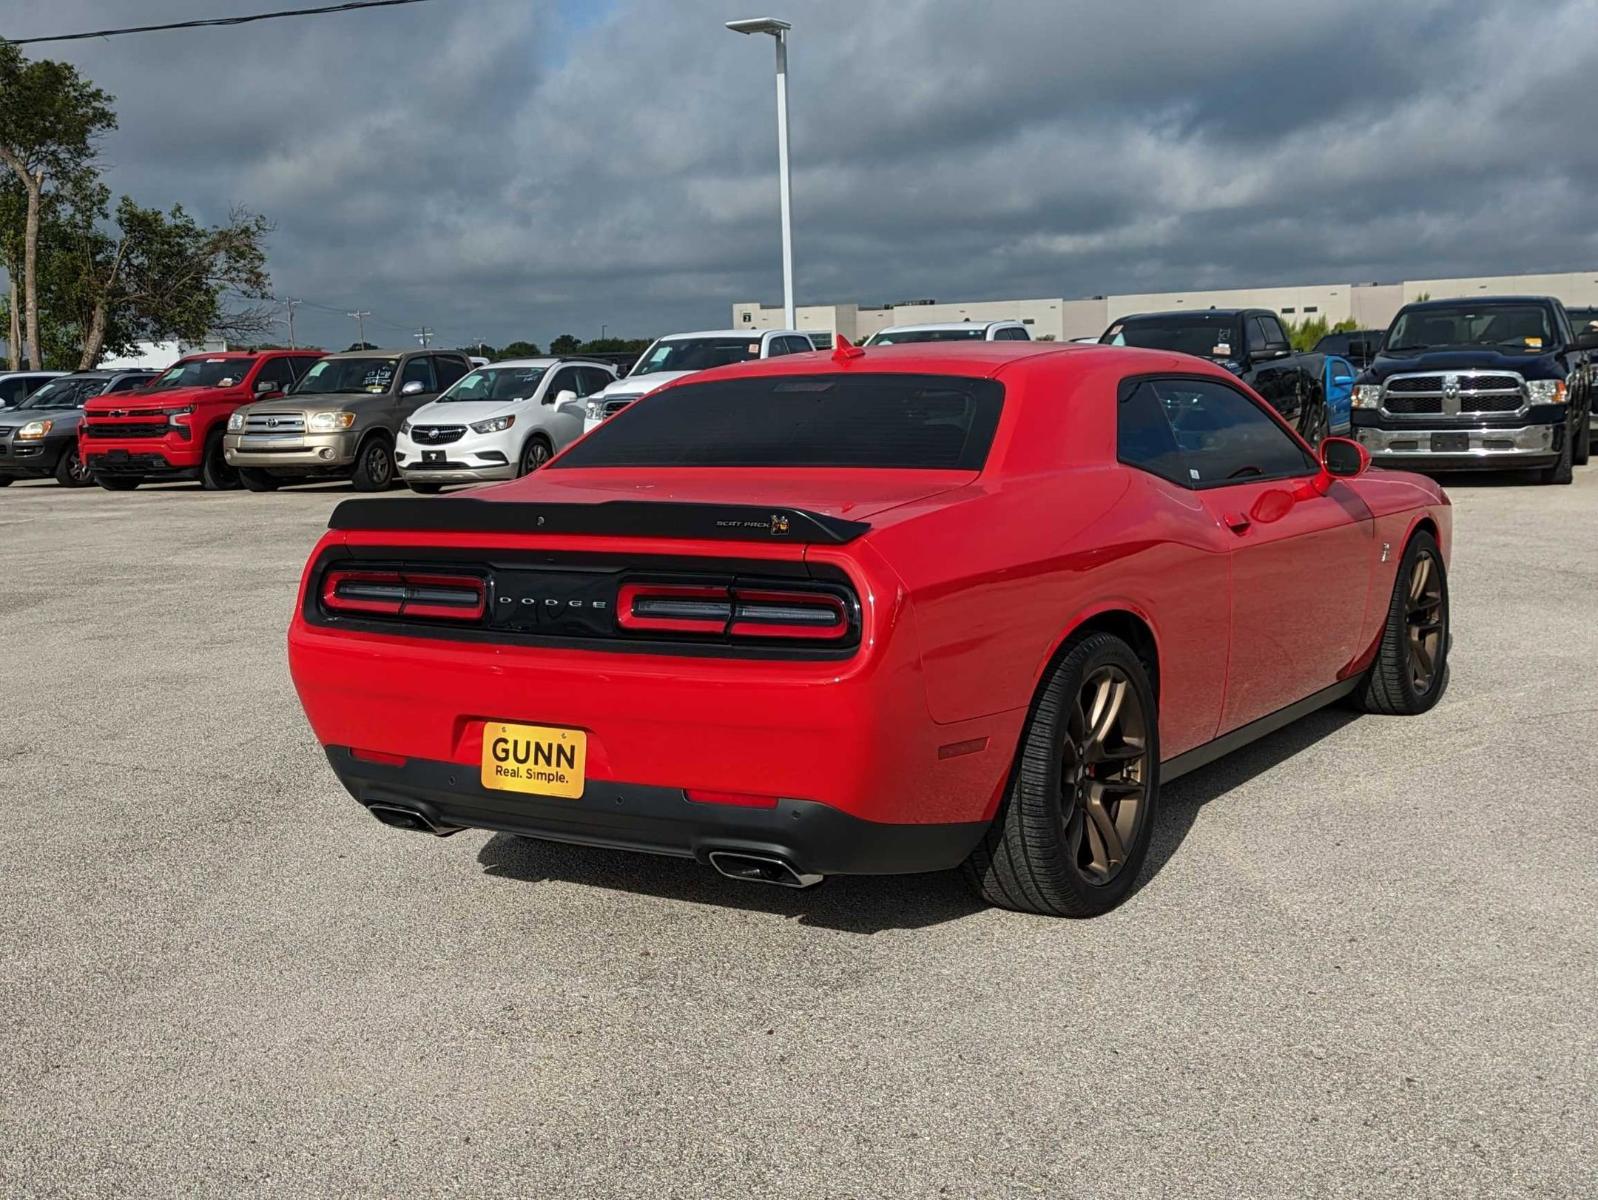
656 329 799 341
1400 295 1556 309
873 320 1020 333
1116 309 1256 321
315 348 417 360
645 340 1175 383
475 357 613 369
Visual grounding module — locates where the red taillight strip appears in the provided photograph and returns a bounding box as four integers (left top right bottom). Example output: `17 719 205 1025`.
321 568 485 623
728 588 849 640
617 583 731 634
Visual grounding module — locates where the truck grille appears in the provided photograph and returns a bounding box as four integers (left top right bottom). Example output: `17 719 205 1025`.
410 425 465 445
84 421 169 438
1380 371 1526 419
603 398 636 417
244 412 305 433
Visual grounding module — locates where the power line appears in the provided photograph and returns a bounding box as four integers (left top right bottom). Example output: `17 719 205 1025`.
1 0 435 46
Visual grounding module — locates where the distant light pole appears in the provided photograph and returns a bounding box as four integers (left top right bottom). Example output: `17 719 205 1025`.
347 310 370 346
600 323 608 342
726 16 794 330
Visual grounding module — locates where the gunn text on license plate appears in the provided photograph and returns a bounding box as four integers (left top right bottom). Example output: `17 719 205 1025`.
481 722 586 798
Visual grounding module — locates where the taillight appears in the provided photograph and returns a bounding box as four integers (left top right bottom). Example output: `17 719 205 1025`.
321 568 485 623
617 582 851 642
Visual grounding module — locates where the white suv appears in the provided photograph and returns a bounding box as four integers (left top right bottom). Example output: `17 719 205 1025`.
396 358 616 492
863 321 1031 345
583 328 812 433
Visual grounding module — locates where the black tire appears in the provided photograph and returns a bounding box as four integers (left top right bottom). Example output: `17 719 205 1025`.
1573 408 1590 466
962 632 1160 918
406 480 443 494
238 468 281 492
1353 530 1449 716
519 435 553 476
0 477 12 487
94 474 141 491
350 435 395 492
53 443 94 487
1299 387 1328 447
1537 422 1573 484
200 431 239 491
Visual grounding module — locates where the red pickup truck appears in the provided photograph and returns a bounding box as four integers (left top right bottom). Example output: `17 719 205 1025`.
80 349 323 490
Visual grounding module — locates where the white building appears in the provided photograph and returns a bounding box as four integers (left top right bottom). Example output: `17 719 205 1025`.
734 270 1598 343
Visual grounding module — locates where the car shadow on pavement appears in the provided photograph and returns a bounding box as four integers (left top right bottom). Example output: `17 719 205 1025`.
1135 706 1360 897
475 833 988 934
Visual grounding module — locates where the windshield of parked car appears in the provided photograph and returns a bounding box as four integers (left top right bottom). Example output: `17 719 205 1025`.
866 327 987 345
435 365 548 403
290 357 398 395
1385 305 1557 353
1101 315 1240 358
555 374 1004 471
16 376 102 408
627 337 759 377
146 358 253 390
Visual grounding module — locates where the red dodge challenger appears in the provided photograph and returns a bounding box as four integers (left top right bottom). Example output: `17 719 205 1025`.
287 342 1451 917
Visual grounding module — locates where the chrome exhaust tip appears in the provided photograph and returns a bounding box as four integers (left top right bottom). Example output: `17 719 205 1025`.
707 850 823 889
366 803 460 837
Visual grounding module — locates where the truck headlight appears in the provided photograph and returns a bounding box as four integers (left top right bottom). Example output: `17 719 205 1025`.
1525 379 1567 405
17 419 52 440
227 411 246 432
1352 384 1383 409
308 411 357 432
469 415 515 434
585 400 603 421
399 421 410 436
164 404 194 425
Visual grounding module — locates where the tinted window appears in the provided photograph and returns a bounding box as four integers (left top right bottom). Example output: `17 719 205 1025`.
1252 315 1288 350
781 336 811 355
556 374 1004 471
107 374 152 392
996 326 1029 341
255 357 296 391
0 377 29 405
17 377 99 409
1102 315 1240 359
401 356 437 392
547 368 582 399
286 356 316 381
1117 382 1189 486
868 327 987 345
629 336 761 376
579 367 615 394
1151 378 1314 484
436 365 547 403
147 358 254 390
433 355 469 388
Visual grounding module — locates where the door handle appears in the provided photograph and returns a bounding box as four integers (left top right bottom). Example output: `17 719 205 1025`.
1223 511 1252 534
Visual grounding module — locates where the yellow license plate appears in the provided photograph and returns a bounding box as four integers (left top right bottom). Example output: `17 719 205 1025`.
480 722 587 798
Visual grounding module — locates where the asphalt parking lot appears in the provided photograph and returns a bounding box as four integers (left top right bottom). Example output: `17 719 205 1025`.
1 472 1595 1199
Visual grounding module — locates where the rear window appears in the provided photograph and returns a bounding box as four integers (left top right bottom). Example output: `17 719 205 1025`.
555 373 1004 471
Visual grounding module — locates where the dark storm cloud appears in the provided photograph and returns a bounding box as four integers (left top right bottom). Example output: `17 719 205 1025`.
8 0 1597 349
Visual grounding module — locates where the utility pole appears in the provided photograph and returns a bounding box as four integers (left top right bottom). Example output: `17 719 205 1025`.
601 323 608 342
414 326 433 348
475 335 487 357
283 297 301 349
347 310 370 346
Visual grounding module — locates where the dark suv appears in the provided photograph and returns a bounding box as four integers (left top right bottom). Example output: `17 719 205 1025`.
0 369 158 487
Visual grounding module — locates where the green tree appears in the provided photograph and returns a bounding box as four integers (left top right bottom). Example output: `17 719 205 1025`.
497 339 542 359
1284 314 1330 353
549 333 582 355
0 44 116 368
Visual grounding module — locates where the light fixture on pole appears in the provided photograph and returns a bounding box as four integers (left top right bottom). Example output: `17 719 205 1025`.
726 16 794 330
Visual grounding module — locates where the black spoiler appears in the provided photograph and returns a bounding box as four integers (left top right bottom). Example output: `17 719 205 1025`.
327 498 871 545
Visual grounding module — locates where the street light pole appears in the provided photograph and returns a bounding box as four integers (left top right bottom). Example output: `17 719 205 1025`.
726 17 795 330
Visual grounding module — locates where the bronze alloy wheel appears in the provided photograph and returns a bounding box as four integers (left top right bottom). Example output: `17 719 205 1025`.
1405 548 1445 693
1060 665 1151 885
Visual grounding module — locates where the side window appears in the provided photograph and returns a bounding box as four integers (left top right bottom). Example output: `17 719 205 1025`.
1254 315 1289 350
254 357 296 392
1151 378 1315 484
288 356 316 382
579 367 614 394
433 355 469 388
401 356 437 392
549 368 581 399
0 378 26 405
1117 381 1191 487
108 374 149 393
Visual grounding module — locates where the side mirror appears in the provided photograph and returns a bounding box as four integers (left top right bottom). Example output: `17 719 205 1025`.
1569 329 1598 352
255 378 276 394
401 380 425 395
549 388 577 406
1321 436 1370 479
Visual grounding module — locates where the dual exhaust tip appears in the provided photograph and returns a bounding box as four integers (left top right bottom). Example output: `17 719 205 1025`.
364 805 823 889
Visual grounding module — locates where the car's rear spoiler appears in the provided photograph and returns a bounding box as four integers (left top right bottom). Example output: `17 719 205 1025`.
327 498 872 544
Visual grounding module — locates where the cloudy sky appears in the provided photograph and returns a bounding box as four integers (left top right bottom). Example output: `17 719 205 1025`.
8 0 1598 350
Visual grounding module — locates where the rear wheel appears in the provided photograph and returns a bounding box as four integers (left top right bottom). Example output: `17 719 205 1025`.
0 477 12 487
1540 431 1573 485
962 633 1159 917
1354 530 1449 716
519 435 553 476
54 444 94 487
350 435 395 492
1299 387 1328 447
238 468 281 492
200 431 239 490
1573 406 1591 466
95 474 141 491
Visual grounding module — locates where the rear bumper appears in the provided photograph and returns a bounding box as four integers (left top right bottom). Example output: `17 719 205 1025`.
327 747 987 875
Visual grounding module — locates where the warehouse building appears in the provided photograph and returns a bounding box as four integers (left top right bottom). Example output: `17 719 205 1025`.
732 270 1598 343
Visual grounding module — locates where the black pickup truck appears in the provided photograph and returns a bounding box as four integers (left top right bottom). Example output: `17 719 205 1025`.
1350 296 1598 485
1099 308 1330 442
